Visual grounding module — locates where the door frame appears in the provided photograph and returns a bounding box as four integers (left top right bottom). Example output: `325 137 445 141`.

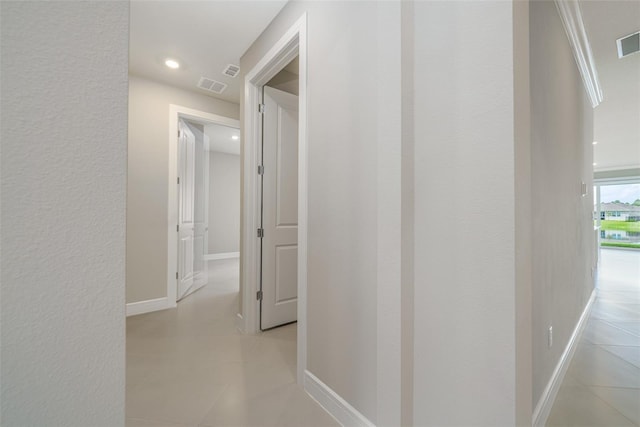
168 105 239 307
241 13 307 384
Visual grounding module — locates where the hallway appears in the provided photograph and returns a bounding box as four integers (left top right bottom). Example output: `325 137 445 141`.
547 249 640 426
126 259 338 427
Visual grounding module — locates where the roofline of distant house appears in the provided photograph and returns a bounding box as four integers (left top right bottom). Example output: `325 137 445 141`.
600 203 640 213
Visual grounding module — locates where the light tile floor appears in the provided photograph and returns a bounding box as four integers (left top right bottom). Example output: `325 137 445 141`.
126 259 339 427
547 249 640 427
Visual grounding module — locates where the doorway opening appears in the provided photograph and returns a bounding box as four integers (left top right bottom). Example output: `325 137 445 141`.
259 58 300 331
176 118 242 303
241 13 307 384
167 106 240 306
176 118 208 301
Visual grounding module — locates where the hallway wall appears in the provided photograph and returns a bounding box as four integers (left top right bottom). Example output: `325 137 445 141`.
208 151 241 254
241 2 403 424
1 2 129 425
237 0 594 425
530 0 595 408
127 76 239 303
410 1 532 424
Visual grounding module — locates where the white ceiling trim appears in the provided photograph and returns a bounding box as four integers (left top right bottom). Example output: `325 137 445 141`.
555 0 604 108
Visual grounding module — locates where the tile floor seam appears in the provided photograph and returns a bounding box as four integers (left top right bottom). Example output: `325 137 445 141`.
596 350 640 370
127 259 338 427
589 384 640 391
589 384 640 392
548 250 640 426
554 363 639 426
196 382 232 427
598 319 640 339
570 344 640 389
581 313 640 346
585 387 639 427
127 417 195 427
594 344 640 374
597 343 640 348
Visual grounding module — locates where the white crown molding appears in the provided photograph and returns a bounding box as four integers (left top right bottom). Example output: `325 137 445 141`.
555 0 603 108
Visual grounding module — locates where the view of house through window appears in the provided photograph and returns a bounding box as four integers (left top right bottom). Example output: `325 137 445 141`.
596 183 640 249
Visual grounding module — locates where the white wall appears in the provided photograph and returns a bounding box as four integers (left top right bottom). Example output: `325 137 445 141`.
127 76 239 303
410 2 531 424
530 0 595 408
241 1 403 423
208 151 241 254
240 1 593 424
0 2 128 425
408 2 594 424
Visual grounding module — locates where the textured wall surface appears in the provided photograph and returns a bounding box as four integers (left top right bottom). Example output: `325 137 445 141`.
530 0 595 407
1 2 129 425
411 2 524 424
208 151 241 254
127 76 238 303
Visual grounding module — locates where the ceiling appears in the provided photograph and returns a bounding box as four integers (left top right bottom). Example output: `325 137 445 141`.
204 123 240 155
129 1 288 104
129 2 637 170
581 1 640 172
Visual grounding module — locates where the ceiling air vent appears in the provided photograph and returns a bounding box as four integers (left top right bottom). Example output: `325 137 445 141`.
616 31 640 58
223 64 240 78
197 77 227 94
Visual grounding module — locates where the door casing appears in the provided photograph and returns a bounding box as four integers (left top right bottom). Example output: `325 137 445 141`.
241 13 308 385
168 105 240 307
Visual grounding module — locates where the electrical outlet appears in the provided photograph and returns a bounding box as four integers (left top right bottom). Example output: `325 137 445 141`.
548 326 553 348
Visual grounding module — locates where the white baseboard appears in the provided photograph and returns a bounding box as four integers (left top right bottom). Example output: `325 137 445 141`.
304 370 375 427
204 252 240 261
126 297 170 317
533 289 596 426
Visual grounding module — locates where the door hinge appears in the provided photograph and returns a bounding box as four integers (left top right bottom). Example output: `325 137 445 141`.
256 290 263 301
257 228 264 238
176 272 179 280
258 165 264 175
258 103 265 114
177 224 179 232
177 177 180 184
178 129 181 138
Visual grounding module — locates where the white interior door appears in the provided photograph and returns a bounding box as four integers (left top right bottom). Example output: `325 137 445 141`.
178 120 195 300
260 86 299 330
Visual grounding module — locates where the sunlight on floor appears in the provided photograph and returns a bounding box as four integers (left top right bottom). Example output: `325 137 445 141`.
547 249 640 426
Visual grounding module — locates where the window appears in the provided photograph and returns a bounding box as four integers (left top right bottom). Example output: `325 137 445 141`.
598 182 640 248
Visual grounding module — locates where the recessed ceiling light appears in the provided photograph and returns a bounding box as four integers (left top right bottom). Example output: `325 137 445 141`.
165 59 180 69
592 141 598 145
232 135 239 140
593 162 597 166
